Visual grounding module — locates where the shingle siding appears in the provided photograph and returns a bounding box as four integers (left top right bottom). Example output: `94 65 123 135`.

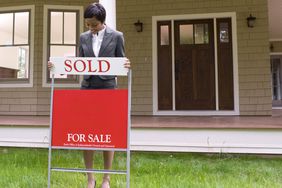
117 0 271 115
0 0 272 116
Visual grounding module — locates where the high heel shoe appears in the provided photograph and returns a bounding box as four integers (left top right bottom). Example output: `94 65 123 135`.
101 178 110 188
87 180 96 188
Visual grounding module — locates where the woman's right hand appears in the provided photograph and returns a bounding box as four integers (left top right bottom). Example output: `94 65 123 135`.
48 61 54 71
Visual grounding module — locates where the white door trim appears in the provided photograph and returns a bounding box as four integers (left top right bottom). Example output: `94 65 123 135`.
213 18 219 111
171 20 176 110
270 52 282 55
269 39 282 42
152 12 240 116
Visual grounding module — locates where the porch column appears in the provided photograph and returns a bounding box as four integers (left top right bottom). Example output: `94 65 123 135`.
99 0 116 30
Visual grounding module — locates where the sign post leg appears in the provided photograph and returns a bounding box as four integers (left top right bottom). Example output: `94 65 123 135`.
126 70 132 188
47 74 55 188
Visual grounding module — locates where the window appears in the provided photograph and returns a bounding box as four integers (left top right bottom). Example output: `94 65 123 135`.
160 25 169 45
0 6 34 87
271 57 282 100
43 5 83 87
180 24 193 44
194 24 209 44
179 23 209 45
219 22 229 43
48 10 78 81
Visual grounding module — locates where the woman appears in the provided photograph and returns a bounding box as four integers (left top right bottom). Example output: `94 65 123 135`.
48 3 130 188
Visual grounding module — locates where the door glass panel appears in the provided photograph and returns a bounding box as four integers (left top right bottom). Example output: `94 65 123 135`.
50 12 63 44
14 12 29 44
195 24 209 44
204 24 209 44
0 13 13 45
195 24 204 44
179 24 193 44
219 22 229 43
160 25 169 45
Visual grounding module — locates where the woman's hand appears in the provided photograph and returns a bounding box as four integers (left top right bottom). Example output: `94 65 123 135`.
48 61 54 71
124 59 131 69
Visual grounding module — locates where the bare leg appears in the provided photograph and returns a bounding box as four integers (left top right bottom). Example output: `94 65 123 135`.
84 150 95 188
101 151 114 188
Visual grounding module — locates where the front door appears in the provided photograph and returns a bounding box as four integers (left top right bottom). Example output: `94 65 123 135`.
157 17 234 112
174 19 215 110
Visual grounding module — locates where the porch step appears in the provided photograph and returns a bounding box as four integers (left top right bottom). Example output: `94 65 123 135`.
1 114 282 154
1 124 282 154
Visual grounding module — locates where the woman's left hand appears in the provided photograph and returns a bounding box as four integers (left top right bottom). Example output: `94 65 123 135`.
124 59 131 69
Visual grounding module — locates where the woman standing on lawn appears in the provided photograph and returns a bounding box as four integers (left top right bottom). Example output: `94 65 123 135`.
49 3 130 188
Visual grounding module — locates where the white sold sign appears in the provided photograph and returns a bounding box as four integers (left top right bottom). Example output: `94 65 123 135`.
49 57 128 76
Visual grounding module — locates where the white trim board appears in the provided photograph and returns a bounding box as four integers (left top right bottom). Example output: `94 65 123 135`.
42 5 84 88
1 127 282 154
272 107 282 109
214 18 219 111
0 5 35 88
269 39 282 42
152 12 239 116
270 52 282 56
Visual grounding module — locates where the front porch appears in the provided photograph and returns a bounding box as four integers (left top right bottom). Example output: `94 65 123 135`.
1 109 282 129
1 110 282 154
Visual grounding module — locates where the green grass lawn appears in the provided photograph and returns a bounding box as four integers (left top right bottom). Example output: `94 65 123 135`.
0 147 281 188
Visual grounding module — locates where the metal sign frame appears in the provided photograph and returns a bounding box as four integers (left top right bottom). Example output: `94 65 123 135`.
47 64 131 188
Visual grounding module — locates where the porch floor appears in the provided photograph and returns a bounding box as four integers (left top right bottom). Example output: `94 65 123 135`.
0 110 282 129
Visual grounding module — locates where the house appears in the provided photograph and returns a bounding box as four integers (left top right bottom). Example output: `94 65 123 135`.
0 0 282 154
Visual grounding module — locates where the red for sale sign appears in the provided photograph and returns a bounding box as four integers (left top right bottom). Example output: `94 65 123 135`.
51 89 128 149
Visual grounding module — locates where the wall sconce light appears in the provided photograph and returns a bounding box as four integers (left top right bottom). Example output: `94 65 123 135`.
134 20 143 32
246 14 256 28
270 43 274 52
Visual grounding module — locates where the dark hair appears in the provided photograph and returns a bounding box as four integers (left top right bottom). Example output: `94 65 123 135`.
84 3 106 23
